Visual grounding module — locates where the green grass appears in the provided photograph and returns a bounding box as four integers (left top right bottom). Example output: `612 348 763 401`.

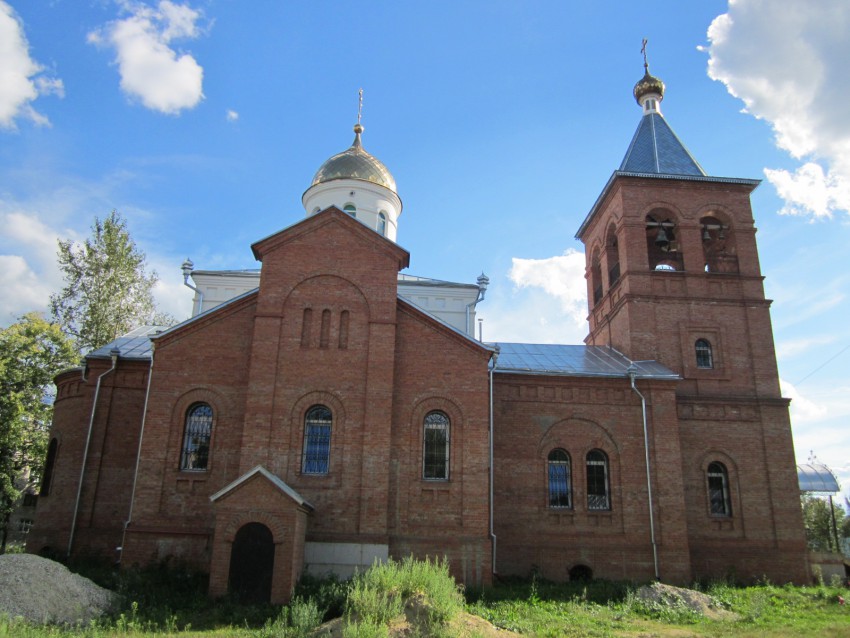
467 576 850 637
1 559 849 636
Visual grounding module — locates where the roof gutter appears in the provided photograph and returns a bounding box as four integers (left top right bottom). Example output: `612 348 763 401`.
627 363 660 581
120 342 155 563
489 346 500 577
181 258 204 316
68 347 120 559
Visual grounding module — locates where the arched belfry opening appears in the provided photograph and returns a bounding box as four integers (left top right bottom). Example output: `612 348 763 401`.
605 224 620 288
228 522 275 603
646 211 683 271
700 215 738 273
591 248 603 306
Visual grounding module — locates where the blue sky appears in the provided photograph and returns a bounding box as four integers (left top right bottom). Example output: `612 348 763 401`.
2 1 849 497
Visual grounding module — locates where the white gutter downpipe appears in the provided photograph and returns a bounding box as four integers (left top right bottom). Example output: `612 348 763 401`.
465 273 489 338
120 344 155 563
627 363 660 581
489 346 500 576
181 258 204 317
68 347 120 559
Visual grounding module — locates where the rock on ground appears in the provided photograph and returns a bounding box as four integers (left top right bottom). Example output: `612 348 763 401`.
0 553 117 626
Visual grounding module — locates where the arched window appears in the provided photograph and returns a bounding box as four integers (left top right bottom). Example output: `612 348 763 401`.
39 438 58 496
695 339 713 369
181 403 213 471
302 405 332 474
707 462 731 516
548 449 572 508
423 411 450 480
586 449 610 510
343 204 356 218
377 212 387 236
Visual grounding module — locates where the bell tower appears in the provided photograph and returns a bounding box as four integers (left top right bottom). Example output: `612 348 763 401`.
574 49 807 583
575 57 781 401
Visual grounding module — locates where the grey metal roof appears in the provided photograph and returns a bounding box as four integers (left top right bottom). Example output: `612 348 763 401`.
87 325 165 361
797 463 841 493
398 273 477 289
493 343 679 379
619 113 705 176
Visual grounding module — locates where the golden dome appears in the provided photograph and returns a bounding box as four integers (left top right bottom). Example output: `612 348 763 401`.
633 68 665 105
311 124 397 193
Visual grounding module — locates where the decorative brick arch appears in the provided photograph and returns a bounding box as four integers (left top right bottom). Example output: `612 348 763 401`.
222 510 288 544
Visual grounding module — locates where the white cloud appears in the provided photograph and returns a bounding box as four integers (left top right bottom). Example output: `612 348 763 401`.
705 0 850 218
764 163 850 219
226 109 238 122
483 249 588 344
89 1 205 115
508 249 587 324
0 211 66 324
776 334 836 360
0 1 64 129
781 379 828 424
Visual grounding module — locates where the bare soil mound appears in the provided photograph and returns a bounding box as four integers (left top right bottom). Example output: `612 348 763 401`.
0 553 117 626
636 582 739 620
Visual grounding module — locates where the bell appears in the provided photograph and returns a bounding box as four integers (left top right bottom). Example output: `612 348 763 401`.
654 226 669 249
703 227 711 241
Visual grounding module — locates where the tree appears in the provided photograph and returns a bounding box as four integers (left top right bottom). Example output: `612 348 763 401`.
50 210 172 354
801 494 850 554
0 313 77 552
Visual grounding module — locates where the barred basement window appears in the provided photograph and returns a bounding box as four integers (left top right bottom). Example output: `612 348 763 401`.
586 449 610 511
302 405 332 474
18 519 33 534
695 339 714 369
708 462 731 516
180 403 213 471
423 411 450 480
548 449 572 508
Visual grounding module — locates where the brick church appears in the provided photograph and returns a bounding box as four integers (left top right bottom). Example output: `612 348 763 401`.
28 61 810 602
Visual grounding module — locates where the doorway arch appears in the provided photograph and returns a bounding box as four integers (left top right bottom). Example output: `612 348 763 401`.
228 522 275 603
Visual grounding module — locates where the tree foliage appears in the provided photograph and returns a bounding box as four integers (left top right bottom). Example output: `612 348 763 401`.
801 494 850 554
50 210 171 354
0 313 77 550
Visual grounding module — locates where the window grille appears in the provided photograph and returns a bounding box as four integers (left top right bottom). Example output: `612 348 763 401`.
423 411 450 480
548 449 572 508
18 519 33 534
302 406 332 474
695 339 713 369
708 462 731 516
586 449 610 510
181 403 213 471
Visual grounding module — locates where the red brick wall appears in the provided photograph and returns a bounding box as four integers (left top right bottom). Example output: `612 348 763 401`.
492 373 692 583
389 302 493 585
28 359 150 562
